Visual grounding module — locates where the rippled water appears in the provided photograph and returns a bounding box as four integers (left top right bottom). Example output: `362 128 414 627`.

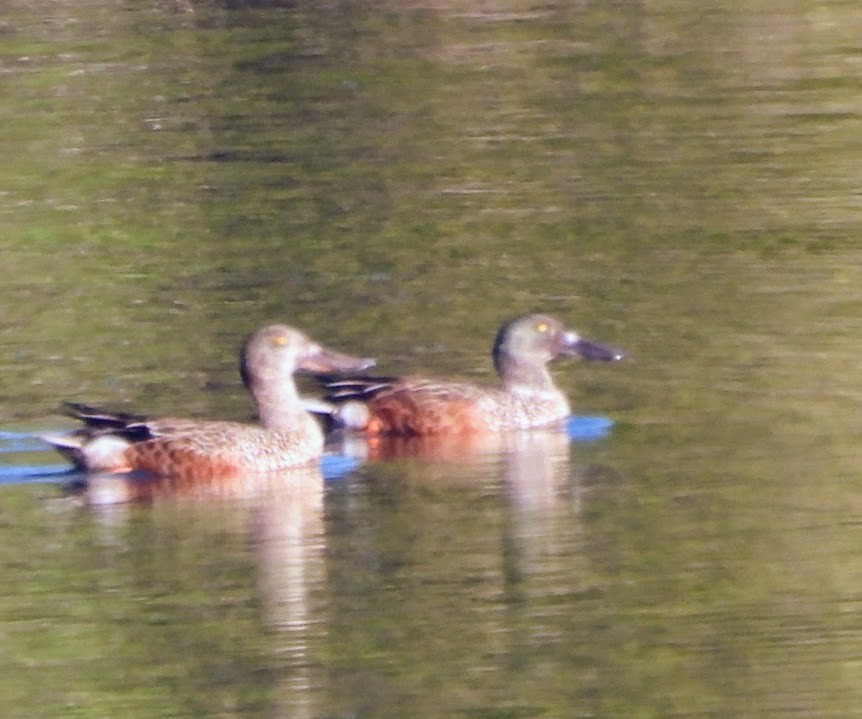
1 1 861 717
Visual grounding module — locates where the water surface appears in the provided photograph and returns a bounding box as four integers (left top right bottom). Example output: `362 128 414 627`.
1 1 861 717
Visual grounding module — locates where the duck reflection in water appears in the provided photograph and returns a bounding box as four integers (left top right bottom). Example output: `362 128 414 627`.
78 461 329 719
328 425 578 511
79 461 324 505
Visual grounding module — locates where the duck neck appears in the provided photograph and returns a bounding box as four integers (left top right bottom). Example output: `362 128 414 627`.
252 377 306 429
496 354 557 397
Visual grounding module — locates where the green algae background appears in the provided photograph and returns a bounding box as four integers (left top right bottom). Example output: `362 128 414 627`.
1 1 861 717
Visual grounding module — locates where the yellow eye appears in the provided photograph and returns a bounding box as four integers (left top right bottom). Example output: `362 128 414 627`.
536 322 549 333
273 335 289 346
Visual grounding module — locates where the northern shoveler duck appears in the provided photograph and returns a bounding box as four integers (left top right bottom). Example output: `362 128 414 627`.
317 314 623 436
41 325 374 479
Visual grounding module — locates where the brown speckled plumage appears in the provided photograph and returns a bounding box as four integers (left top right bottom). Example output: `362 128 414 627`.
321 314 623 436
43 325 373 478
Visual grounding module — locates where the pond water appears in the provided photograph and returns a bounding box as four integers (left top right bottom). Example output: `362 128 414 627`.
1 0 862 717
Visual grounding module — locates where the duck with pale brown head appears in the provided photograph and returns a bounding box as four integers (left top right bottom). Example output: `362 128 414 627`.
41 324 374 478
